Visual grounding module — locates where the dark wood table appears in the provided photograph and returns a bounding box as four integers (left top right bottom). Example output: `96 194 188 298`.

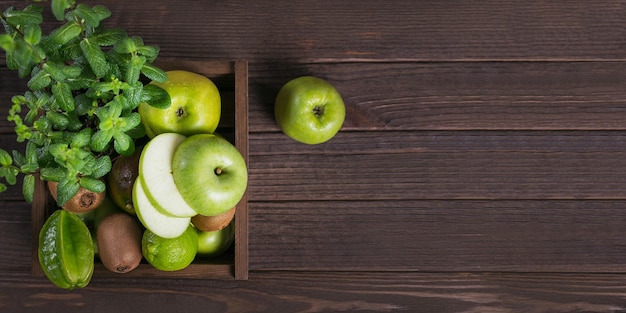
3 0 626 311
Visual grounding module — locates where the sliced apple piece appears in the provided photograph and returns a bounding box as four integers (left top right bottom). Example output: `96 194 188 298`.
138 132 198 218
133 178 190 239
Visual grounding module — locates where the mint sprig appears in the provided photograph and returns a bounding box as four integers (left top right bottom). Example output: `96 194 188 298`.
0 0 171 205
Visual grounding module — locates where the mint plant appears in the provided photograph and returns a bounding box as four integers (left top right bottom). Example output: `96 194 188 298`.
0 0 170 206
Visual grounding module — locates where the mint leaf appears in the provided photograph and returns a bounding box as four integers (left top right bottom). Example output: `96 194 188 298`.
141 84 171 109
52 82 75 111
141 63 168 83
51 0 74 21
22 174 34 203
80 38 109 77
79 176 105 193
0 149 12 166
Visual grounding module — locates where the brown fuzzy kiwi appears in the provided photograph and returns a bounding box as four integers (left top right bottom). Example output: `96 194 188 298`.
96 213 143 273
191 207 236 232
48 181 105 214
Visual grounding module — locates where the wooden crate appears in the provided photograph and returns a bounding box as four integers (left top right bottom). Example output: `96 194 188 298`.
31 60 249 280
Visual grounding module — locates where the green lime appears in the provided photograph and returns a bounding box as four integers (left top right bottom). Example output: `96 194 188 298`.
142 224 197 271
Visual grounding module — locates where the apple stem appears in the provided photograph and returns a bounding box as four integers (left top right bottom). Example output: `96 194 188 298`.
215 168 222 175
313 105 323 117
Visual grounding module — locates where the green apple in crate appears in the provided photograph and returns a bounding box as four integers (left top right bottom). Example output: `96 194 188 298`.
139 70 221 138
197 221 235 258
172 134 248 217
274 76 346 144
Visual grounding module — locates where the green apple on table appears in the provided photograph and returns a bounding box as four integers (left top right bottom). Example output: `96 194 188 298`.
139 70 221 138
172 134 248 217
274 76 346 144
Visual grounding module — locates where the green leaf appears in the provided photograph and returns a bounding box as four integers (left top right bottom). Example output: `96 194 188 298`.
43 21 82 49
73 93 93 116
73 4 110 28
3 5 44 27
47 111 70 130
128 123 146 139
11 150 26 167
0 183 6 193
52 82 75 111
0 149 12 166
123 81 143 110
0 33 15 52
40 167 65 182
22 174 34 203
141 84 171 109
27 66 52 90
90 129 112 152
79 176 105 193
113 133 133 155
136 45 159 62
125 55 145 84
13 39 37 78
71 128 92 148
51 0 74 21
57 175 79 206
80 38 109 77
89 28 126 46
141 63 168 83
23 24 42 45
91 155 111 179
113 37 136 54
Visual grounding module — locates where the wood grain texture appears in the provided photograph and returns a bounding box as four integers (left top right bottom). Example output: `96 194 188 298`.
248 131 626 201
1 272 626 313
248 200 626 272
67 0 626 61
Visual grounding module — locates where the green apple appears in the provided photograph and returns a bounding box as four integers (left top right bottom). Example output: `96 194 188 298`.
138 70 221 138
196 221 235 258
172 134 247 217
138 133 198 218
133 177 191 239
274 76 346 144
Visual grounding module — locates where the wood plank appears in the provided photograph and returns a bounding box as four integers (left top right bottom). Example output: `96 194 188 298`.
1 272 626 312
248 131 626 201
69 0 626 61
249 200 626 272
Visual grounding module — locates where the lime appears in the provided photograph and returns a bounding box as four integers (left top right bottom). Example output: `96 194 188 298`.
142 224 197 271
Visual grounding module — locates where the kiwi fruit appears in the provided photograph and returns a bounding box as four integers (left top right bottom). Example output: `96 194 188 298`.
107 148 142 215
96 213 143 273
191 207 236 232
48 181 105 214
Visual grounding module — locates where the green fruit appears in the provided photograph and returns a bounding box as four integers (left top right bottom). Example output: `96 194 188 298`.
196 221 235 258
38 210 95 290
172 134 248 216
142 225 198 271
138 70 221 138
274 76 346 144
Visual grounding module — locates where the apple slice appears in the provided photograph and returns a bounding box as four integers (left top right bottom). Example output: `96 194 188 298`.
133 178 190 239
138 133 198 218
